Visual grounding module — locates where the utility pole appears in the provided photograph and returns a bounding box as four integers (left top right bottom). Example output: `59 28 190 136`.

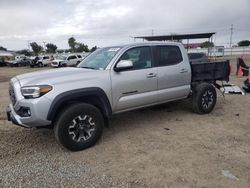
43 41 46 51
27 40 30 51
229 24 233 56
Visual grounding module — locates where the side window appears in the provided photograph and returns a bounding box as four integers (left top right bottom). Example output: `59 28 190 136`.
156 46 183 66
119 46 152 70
68 55 76 60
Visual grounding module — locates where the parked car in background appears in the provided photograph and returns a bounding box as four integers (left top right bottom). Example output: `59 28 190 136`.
188 53 209 64
51 54 82 67
30 55 54 67
77 54 82 60
0 57 7 67
29 56 39 67
0 61 7 67
9 56 32 67
15 55 25 61
0 51 14 67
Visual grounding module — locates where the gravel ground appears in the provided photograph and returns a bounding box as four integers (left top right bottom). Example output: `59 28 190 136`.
0 60 250 187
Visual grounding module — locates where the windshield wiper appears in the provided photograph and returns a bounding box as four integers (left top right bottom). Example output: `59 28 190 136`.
81 66 97 70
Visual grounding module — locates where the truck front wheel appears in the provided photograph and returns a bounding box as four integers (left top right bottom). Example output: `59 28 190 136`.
54 103 104 151
192 83 217 114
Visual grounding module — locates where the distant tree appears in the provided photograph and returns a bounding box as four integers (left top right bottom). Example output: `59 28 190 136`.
16 49 32 56
90 46 97 52
83 44 89 52
68 37 91 52
75 42 89 52
56 49 71 53
30 42 43 55
46 43 57 53
68 37 76 52
200 41 214 48
238 40 250 47
56 49 64 54
0 46 7 51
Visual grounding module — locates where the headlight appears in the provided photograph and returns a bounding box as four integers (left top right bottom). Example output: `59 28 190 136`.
21 85 52 98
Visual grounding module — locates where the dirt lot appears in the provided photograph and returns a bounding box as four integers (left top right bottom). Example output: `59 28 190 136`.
0 61 250 187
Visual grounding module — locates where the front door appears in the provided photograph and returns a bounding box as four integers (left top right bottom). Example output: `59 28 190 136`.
111 46 158 113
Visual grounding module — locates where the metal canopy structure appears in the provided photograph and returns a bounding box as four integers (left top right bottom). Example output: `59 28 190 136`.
134 32 215 41
0 50 13 57
134 32 216 55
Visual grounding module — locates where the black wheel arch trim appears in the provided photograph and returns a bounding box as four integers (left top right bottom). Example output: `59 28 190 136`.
47 87 112 121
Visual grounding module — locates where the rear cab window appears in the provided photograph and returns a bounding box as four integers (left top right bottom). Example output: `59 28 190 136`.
188 53 204 60
155 45 183 66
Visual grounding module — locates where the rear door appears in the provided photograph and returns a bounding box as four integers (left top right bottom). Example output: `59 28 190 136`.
154 45 191 102
67 55 77 66
111 46 158 113
43 56 50 65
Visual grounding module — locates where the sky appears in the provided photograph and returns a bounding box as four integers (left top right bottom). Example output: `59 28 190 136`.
0 0 249 50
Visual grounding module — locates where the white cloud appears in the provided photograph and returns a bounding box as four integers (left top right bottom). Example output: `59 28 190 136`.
0 0 249 50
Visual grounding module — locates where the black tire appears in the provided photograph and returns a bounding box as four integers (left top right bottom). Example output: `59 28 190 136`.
38 62 43 67
30 65 34 68
54 103 104 151
192 83 217 114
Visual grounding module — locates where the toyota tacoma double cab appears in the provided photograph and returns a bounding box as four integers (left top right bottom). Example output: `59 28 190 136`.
6 42 230 151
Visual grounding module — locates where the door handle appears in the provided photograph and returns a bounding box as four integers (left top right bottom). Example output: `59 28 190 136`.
147 73 157 78
180 69 188 73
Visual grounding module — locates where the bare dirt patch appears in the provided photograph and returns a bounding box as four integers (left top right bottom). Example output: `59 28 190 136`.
0 76 10 82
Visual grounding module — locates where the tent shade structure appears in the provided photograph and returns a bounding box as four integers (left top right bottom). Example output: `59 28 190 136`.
134 32 216 56
0 51 13 57
134 32 215 41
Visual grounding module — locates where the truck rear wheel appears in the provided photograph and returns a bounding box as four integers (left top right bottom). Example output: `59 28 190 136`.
54 103 104 151
192 83 217 114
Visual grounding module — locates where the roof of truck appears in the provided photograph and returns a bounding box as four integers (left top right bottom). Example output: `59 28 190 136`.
106 41 183 49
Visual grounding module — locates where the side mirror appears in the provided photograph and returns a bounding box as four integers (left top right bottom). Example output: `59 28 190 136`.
114 60 133 72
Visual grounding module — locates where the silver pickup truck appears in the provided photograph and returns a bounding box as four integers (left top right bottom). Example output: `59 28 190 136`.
6 42 230 151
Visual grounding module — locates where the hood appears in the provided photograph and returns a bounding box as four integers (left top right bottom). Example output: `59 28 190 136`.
16 67 98 86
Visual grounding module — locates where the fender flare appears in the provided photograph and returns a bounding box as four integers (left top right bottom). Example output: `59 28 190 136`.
47 87 112 121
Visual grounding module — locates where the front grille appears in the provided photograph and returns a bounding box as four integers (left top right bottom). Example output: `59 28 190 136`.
9 83 16 105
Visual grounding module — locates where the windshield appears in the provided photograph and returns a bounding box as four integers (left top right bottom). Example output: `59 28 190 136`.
78 47 121 70
56 55 67 60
